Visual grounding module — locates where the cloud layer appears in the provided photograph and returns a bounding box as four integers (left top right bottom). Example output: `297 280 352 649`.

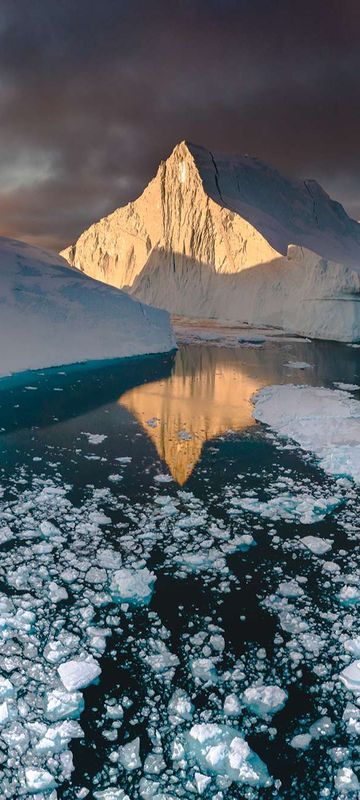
1 0 359 250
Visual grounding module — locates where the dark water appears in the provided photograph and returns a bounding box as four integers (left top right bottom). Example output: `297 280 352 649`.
1 339 360 800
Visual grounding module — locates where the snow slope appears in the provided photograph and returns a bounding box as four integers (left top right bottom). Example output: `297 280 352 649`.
61 141 360 342
0 236 175 376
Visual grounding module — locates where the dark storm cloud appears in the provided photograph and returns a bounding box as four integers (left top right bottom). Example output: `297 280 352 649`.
0 0 359 250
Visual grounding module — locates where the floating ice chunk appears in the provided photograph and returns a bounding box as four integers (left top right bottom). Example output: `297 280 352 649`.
154 473 173 483
343 703 360 735
344 637 360 658
285 361 313 369
168 690 193 723
111 567 156 605
308 716 335 739
176 549 226 572
278 580 304 598
340 661 360 694
45 689 85 721
301 536 332 555
25 768 56 793
224 694 241 717
242 685 287 719
144 639 179 673
191 658 217 683
289 733 312 750
253 384 360 484
334 767 360 793
58 657 101 692
35 720 83 753
94 790 130 800
82 432 108 445
49 581 69 602
232 534 256 551
40 520 61 538
0 676 15 699
210 634 225 652
339 586 360 606
108 474 123 483
118 736 141 770
194 772 212 794
143 752 166 774
0 525 14 544
186 723 271 788
0 701 9 725
334 383 360 391
238 493 340 524
85 567 107 586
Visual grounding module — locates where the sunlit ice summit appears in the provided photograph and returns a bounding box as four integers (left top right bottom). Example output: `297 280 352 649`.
62 140 360 343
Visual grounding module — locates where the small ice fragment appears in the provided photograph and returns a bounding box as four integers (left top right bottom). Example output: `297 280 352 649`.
334 767 360 793
344 637 360 658
191 658 217 682
340 661 360 694
308 716 335 739
243 684 287 718
301 536 332 555
334 383 360 391
94 790 130 800
82 432 107 444
285 361 313 369
118 736 141 770
194 772 212 794
25 768 56 793
224 694 241 717
289 734 312 750
0 701 9 725
168 690 193 722
154 473 173 483
339 586 360 606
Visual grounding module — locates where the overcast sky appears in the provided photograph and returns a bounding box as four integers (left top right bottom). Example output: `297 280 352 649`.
0 0 359 251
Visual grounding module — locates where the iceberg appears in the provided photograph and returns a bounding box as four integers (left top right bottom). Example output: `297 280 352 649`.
62 141 360 342
0 235 175 377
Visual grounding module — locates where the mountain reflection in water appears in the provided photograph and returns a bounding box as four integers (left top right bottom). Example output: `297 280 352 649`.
119 344 277 484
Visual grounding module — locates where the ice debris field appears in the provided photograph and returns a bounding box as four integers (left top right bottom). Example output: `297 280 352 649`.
1 358 360 798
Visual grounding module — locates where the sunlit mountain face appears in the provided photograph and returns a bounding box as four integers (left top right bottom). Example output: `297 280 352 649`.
119 344 271 484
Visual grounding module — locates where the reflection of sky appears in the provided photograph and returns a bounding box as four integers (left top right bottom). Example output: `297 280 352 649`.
120 346 265 485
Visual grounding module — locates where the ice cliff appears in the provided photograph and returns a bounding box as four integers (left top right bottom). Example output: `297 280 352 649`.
0 236 175 376
61 141 360 341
